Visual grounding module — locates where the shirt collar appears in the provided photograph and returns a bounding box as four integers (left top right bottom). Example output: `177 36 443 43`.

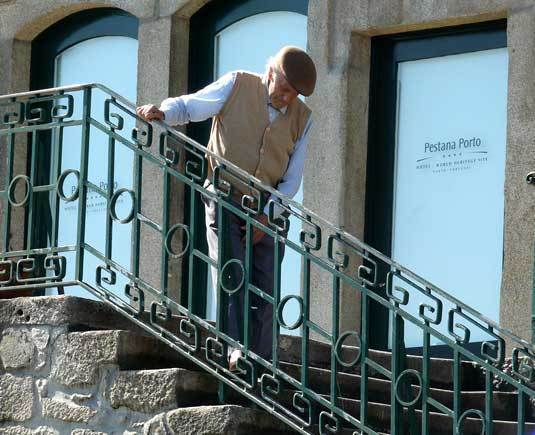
262 74 288 115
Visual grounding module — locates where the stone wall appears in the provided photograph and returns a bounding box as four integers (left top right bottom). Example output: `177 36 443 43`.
0 0 534 350
0 296 291 435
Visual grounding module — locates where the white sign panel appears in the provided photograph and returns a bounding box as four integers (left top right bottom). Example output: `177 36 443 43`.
392 48 508 346
54 36 138 300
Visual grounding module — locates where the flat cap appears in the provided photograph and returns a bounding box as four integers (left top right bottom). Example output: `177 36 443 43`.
275 46 316 97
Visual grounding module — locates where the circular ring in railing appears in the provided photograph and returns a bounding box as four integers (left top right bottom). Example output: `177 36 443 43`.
109 188 135 224
8 175 32 207
334 330 362 368
456 409 485 435
219 259 245 295
277 295 304 330
394 369 423 407
164 224 190 259
56 169 80 202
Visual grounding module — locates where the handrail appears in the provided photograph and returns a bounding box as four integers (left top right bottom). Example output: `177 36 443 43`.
1 82 519 338
1 83 534 434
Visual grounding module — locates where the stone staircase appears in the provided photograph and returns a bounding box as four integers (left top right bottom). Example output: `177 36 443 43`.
0 296 532 434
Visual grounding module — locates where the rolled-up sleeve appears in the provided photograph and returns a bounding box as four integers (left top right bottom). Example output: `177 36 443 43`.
159 71 237 126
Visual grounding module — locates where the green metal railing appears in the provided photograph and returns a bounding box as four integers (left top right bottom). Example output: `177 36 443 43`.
1 83 535 434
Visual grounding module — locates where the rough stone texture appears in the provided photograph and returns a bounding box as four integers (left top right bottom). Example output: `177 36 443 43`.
0 0 530 348
109 368 179 413
31 328 50 370
0 374 34 422
143 405 292 435
0 296 145 332
0 328 35 369
109 368 217 413
42 398 97 423
0 427 58 435
49 327 190 387
50 330 120 387
136 15 170 296
71 431 107 435
500 4 535 345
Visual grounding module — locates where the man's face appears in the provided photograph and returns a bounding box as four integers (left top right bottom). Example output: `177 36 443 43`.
268 67 299 110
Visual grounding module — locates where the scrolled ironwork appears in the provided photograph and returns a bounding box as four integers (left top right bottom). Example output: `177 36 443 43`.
14 255 66 283
164 223 190 259
299 218 321 251
241 192 261 215
178 318 201 353
158 132 180 166
480 334 505 366
448 308 472 344
292 393 312 427
132 121 152 147
456 409 485 435
104 98 125 130
0 101 24 126
418 289 443 325
512 348 535 383
205 337 225 366
56 169 80 202
334 330 362 368
0 260 14 285
184 146 206 182
2 83 535 435
212 165 232 198
386 271 410 306
109 188 135 224
8 174 32 207
219 258 245 295
394 369 423 407
124 283 145 314
96 265 117 287
24 94 74 124
318 411 339 434
51 94 74 120
276 295 304 330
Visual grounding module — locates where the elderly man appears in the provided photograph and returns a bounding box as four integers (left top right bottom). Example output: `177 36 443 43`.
137 46 316 370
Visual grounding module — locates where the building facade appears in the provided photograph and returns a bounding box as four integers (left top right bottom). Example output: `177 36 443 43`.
0 0 534 352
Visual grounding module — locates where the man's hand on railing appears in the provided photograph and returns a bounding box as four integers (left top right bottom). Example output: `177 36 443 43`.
242 214 269 245
136 104 165 121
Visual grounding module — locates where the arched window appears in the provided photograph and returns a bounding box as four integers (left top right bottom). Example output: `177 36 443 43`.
30 8 138 298
186 0 308 329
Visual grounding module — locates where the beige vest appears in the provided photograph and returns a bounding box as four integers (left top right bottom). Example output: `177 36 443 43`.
207 71 311 200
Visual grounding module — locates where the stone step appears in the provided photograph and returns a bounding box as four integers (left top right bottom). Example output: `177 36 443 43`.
328 396 535 435
276 391 534 435
3 296 526 433
278 361 528 422
139 404 295 434
48 329 204 388
107 368 219 413
0 295 148 334
129 308 488 392
278 335 486 391
0 297 488 391
131 308 488 392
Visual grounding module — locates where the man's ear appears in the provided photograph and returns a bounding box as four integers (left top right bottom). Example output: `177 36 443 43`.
267 66 274 82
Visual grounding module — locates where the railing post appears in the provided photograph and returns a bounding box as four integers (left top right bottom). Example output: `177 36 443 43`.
75 86 92 282
216 190 230 404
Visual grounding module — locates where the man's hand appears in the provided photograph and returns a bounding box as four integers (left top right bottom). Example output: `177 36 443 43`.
136 104 165 122
242 214 270 245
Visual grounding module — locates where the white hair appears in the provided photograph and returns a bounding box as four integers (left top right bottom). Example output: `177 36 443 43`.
264 56 280 77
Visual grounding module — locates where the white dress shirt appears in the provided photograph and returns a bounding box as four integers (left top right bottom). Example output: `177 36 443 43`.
160 71 311 216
